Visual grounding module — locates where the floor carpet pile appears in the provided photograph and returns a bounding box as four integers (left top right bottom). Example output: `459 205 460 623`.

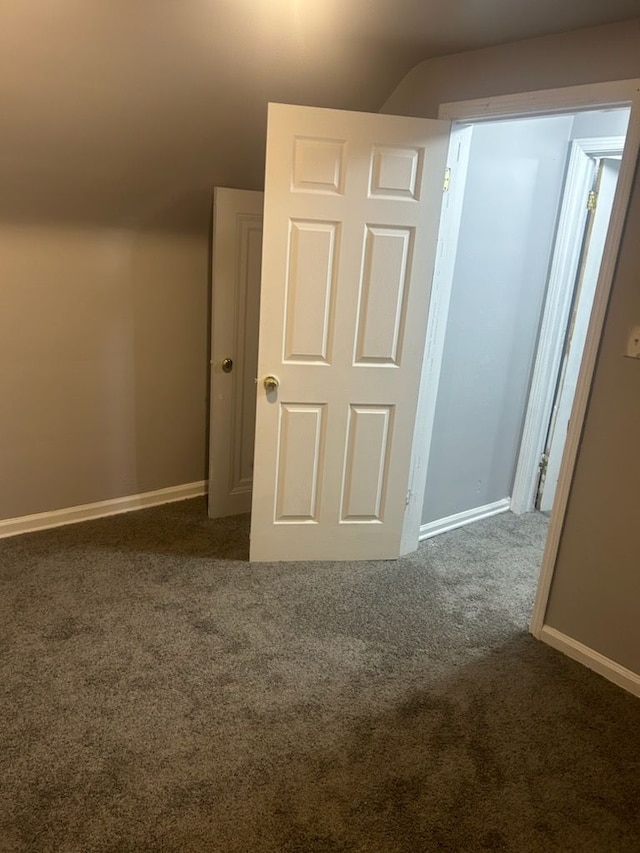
1 500 639 851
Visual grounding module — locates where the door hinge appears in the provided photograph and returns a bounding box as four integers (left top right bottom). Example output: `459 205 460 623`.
587 190 598 211
405 490 412 508
535 452 550 509
443 167 451 192
538 452 549 475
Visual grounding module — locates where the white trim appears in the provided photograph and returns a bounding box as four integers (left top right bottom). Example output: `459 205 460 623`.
511 135 626 514
419 498 510 541
561 136 630 155
439 80 640 121
402 124 473 554
0 481 207 539
540 626 640 698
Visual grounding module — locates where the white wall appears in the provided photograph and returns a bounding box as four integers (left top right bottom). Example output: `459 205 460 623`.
570 107 630 139
422 115 573 524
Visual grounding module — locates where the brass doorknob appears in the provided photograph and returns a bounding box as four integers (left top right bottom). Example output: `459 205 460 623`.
221 358 233 373
263 375 279 391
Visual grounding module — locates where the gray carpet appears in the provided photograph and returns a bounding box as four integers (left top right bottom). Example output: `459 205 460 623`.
1 501 639 852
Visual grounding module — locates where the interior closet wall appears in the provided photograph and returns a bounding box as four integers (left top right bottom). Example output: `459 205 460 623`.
569 107 631 139
422 115 573 525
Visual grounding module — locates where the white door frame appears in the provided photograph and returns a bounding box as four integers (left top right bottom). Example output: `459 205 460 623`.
400 124 474 554
407 79 640 637
540 156 622 514
511 135 626 515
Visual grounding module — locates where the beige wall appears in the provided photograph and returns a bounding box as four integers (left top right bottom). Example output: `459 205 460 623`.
0 223 209 519
383 19 640 674
383 20 640 117
0 2 428 525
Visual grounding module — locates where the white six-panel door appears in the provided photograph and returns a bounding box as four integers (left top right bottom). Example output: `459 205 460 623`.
250 104 450 561
208 188 264 518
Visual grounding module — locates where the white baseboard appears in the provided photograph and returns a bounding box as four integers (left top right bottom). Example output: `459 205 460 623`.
419 497 511 541
0 481 208 540
540 625 640 699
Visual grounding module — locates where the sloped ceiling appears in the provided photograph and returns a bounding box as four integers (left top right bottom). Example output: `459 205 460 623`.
1 0 639 228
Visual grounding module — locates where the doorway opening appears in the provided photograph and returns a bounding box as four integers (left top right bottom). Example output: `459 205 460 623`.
411 87 638 641
418 107 630 543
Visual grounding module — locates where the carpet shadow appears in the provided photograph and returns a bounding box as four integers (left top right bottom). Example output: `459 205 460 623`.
197 632 640 853
77 633 640 853
4 500 252 562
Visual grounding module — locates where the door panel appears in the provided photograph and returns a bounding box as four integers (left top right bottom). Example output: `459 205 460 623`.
250 104 450 561
341 405 394 521
356 225 413 364
275 403 326 521
284 220 338 362
208 188 263 518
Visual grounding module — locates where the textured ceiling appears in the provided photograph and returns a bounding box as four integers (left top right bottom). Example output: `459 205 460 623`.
1 0 639 227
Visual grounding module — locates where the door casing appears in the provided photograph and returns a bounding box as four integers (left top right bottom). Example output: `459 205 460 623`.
511 134 626 515
538 156 622 513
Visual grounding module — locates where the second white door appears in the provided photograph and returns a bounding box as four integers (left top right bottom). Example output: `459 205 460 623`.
208 188 263 518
